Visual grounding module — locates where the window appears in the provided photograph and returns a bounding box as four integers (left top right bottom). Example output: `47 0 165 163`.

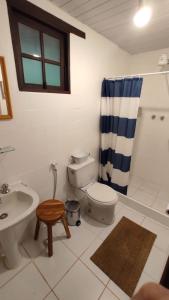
8 12 70 93
7 0 85 94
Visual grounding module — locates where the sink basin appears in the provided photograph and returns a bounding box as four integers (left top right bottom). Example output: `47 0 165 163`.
0 186 39 231
0 183 39 268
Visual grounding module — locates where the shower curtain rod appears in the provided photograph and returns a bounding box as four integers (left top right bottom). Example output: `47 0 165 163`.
108 70 169 79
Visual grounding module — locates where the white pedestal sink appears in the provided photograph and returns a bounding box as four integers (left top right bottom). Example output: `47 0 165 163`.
0 183 39 269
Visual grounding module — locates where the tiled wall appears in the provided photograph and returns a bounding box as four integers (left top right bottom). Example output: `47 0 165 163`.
130 48 169 188
0 0 130 201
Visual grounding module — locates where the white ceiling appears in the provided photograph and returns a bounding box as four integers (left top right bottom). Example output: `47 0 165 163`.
52 0 169 54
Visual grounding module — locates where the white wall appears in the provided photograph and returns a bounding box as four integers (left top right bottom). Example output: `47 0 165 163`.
0 0 130 201
130 48 169 187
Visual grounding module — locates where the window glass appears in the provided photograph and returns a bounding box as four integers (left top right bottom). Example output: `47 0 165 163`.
45 63 60 86
22 58 43 84
19 23 41 57
43 33 60 62
8 6 71 93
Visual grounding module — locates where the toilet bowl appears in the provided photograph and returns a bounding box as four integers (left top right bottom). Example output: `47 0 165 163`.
67 156 118 225
81 181 118 224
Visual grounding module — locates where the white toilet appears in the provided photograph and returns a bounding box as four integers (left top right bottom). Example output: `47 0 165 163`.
68 156 118 225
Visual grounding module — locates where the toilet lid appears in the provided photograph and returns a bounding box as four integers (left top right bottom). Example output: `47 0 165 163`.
86 182 117 204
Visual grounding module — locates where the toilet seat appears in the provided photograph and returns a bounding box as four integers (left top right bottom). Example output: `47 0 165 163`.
86 182 118 205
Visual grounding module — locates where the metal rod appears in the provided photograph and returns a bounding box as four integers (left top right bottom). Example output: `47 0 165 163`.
51 163 57 200
108 70 169 80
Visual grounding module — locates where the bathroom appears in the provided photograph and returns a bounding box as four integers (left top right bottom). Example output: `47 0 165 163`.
0 0 169 299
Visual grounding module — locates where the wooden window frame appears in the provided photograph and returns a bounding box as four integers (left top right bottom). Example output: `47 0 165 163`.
8 10 70 93
14 12 68 93
6 0 86 94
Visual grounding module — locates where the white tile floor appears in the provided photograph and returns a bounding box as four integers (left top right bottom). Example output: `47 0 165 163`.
128 176 169 215
0 202 169 300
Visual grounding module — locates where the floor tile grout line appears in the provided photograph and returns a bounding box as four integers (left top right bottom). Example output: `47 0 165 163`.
98 278 121 300
31 242 81 293
50 256 108 300
51 257 79 291
130 178 161 191
80 219 107 237
42 289 60 300
60 228 101 260
106 284 121 300
52 289 60 300
88 227 108 240
22 239 47 260
0 260 31 289
140 215 169 230
135 187 159 199
23 233 79 260
79 257 108 286
78 234 104 258
154 244 169 254
128 179 166 213
149 191 159 209
21 242 31 258
0 241 46 290
142 271 162 281
42 290 53 300
32 260 54 292
60 240 79 259
97 285 108 300
139 218 169 253
140 216 146 225
129 194 155 209
143 269 160 283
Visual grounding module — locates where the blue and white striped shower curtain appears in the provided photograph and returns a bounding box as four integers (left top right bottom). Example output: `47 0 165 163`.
99 77 143 195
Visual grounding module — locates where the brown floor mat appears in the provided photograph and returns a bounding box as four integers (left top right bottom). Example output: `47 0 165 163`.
91 217 156 296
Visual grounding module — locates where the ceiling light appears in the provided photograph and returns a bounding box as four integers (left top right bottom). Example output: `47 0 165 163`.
133 6 152 28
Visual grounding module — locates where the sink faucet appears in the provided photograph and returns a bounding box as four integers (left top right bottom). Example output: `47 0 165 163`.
0 183 10 194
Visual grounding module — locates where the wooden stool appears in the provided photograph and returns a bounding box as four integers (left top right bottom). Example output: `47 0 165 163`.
34 199 71 257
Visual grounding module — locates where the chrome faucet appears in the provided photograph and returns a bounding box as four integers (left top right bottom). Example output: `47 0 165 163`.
0 183 10 194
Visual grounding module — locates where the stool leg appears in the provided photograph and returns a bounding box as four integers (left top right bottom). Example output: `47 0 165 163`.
34 218 40 240
47 224 53 257
62 215 71 238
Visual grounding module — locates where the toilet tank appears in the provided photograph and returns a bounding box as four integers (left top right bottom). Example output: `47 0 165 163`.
68 157 96 188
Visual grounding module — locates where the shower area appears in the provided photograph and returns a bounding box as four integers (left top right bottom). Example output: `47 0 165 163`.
128 54 169 215
100 52 169 216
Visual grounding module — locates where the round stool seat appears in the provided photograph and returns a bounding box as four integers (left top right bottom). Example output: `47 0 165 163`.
36 199 65 223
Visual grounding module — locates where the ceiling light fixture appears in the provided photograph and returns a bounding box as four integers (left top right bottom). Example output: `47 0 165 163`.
133 1 152 28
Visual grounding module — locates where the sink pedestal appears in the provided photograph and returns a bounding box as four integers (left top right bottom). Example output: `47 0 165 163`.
0 229 22 269
0 182 39 269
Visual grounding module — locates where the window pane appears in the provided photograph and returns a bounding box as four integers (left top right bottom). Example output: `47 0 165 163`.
22 58 43 84
19 23 41 57
45 63 60 86
43 34 60 62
